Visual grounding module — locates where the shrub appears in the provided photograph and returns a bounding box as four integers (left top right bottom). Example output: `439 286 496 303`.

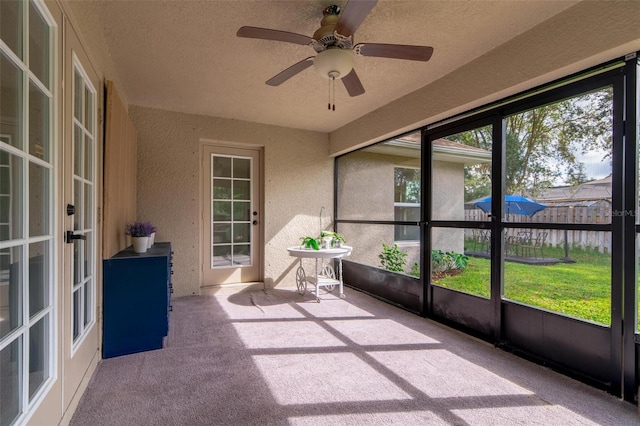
409 262 420 277
379 243 408 273
432 250 468 274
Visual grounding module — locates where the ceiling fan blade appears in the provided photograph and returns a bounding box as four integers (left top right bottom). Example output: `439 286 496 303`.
237 26 312 46
355 43 434 62
266 57 314 86
334 0 378 37
342 69 365 97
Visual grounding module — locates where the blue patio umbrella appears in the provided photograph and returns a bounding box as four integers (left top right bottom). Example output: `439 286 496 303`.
474 195 546 217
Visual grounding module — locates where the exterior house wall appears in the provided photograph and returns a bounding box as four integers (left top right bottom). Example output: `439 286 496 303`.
129 106 331 297
337 151 397 222
337 153 464 271
432 160 465 254
337 152 395 269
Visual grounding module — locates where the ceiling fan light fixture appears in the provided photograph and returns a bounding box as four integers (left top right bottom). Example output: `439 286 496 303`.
313 48 354 79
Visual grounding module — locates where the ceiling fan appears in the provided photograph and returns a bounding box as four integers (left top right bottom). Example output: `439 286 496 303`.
236 0 433 103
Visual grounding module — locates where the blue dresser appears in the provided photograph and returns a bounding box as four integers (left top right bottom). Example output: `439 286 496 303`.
103 242 173 358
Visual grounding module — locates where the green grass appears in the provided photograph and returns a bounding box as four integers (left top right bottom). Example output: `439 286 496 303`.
434 246 613 325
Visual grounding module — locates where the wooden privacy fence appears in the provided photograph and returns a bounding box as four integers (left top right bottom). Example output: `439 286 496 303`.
464 205 612 253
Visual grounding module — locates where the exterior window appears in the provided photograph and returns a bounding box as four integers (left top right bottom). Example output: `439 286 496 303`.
394 167 420 241
0 1 55 424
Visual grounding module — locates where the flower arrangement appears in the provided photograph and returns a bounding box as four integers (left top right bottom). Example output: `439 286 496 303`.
126 221 156 237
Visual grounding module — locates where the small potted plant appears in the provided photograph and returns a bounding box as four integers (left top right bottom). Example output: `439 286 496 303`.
143 222 157 248
126 221 151 253
300 236 320 250
300 232 346 250
321 231 346 248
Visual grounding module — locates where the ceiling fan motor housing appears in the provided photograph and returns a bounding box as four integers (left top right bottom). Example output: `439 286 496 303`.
312 5 353 53
313 11 339 41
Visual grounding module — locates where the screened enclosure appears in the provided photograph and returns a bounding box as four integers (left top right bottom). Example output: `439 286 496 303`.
335 56 639 401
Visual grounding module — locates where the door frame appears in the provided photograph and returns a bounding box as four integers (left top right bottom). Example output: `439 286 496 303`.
199 140 264 288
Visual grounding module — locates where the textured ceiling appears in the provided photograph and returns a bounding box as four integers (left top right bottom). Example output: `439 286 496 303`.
73 0 579 133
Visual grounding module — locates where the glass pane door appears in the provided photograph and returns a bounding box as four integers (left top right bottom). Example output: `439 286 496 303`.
0 1 54 424
70 56 96 346
211 155 252 268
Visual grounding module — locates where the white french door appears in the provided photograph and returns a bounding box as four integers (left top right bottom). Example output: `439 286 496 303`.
61 23 99 408
0 1 56 424
201 144 262 286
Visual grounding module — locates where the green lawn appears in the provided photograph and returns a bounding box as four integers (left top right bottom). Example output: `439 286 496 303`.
434 246 614 325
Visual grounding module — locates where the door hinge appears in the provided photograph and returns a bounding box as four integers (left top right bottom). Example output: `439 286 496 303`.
98 107 103 126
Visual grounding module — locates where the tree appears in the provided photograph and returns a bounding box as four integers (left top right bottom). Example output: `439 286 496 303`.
394 167 420 202
451 87 612 201
566 163 589 186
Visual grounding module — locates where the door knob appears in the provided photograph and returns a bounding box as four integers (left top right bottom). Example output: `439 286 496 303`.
65 231 86 243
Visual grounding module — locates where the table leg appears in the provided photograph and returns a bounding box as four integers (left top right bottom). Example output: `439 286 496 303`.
315 258 320 302
338 258 345 299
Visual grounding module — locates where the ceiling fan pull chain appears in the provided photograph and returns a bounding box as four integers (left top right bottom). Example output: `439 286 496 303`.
328 76 336 111
332 76 336 111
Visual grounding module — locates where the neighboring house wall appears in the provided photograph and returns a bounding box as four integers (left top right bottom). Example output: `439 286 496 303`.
130 106 331 297
337 152 397 268
337 153 463 270
337 151 398 221
432 160 464 255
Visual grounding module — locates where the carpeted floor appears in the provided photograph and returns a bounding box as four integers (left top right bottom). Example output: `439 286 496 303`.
70 287 638 425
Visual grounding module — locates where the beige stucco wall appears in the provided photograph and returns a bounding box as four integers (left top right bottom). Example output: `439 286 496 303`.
337 151 413 268
129 106 331 297
336 153 464 272
337 151 418 221
432 160 464 255
432 160 463 221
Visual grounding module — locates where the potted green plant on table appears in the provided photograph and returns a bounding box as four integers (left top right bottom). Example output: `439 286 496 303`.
300 236 320 250
321 231 346 248
300 232 346 250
